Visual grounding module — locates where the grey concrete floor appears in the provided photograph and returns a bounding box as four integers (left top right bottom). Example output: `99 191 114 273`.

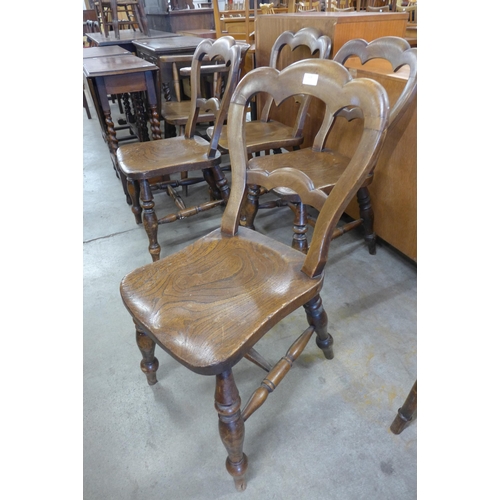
83 99 417 499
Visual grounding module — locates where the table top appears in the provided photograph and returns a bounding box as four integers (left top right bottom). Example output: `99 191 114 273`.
83 46 131 58
83 54 158 78
85 29 179 46
132 35 205 54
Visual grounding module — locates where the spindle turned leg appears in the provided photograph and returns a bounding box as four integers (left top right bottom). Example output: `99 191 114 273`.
135 325 159 386
240 184 260 230
356 187 376 255
291 201 309 254
139 179 161 262
390 381 417 435
127 179 142 224
304 295 334 359
215 370 248 491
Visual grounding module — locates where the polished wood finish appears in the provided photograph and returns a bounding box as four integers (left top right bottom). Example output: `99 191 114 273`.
117 37 243 261
390 380 417 434
120 57 389 489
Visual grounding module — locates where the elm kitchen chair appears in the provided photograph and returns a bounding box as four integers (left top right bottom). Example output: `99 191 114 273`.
119 57 389 490
243 36 417 254
116 37 243 262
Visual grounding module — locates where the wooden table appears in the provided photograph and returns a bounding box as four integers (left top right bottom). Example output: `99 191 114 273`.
176 28 217 39
133 35 205 104
83 54 161 204
85 29 180 52
255 11 416 261
83 46 131 58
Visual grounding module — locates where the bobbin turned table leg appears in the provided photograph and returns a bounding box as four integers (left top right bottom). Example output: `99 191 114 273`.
214 370 248 491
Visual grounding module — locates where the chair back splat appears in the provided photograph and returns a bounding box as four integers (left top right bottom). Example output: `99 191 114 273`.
120 58 389 491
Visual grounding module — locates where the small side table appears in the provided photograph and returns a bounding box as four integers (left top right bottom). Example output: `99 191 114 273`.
84 54 161 204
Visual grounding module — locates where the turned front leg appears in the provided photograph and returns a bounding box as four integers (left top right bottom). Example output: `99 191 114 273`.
135 324 159 386
214 370 248 491
139 179 161 262
304 295 334 360
291 201 309 254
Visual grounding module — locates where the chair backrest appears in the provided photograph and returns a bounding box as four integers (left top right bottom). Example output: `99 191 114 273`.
260 27 332 131
224 58 389 278
297 1 321 11
325 0 354 11
366 4 390 11
184 37 243 158
333 36 417 128
260 3 276 14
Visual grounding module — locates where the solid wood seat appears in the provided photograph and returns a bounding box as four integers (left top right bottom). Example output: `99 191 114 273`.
118 135 220 179
243 36 417 255
121 226 321 375
116 37 243 262
207 27 332 155
120 57 390 491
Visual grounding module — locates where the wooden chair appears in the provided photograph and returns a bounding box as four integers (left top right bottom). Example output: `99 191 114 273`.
161 44 250 138
94 0 149 39
207 28 331 157
390 380 417 434
116 37 243 262
325 0 354 12
260 2 276 14
395 0 417 22
120 57 390 490
297 1 321 11
244 36 417 254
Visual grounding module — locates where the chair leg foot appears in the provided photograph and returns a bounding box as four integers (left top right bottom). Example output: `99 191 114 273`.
135 326 159 386
304 295 334 359
390 381 417 434
215 370 248 491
